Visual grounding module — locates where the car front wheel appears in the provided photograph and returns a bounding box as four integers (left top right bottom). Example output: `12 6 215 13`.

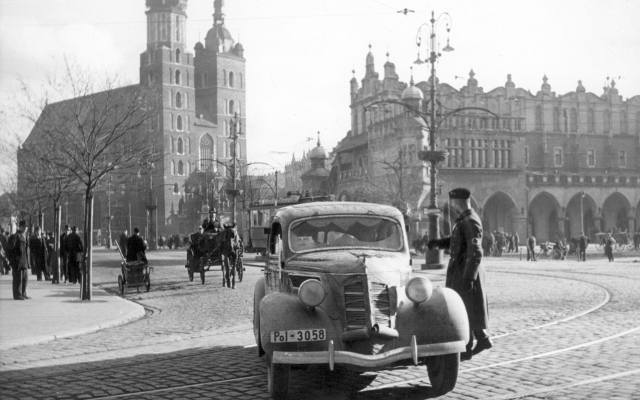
425 353 459 395
267 355 290 400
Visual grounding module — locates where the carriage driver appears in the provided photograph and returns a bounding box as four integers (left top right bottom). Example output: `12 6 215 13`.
126 228 147 263
202 209 222 233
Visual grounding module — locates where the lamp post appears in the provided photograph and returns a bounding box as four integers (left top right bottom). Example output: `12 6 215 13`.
228 112 244 225
366 11 498 269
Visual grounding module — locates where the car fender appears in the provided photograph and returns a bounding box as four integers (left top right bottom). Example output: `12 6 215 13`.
253 277 266 350
259 292 338 356
396 286 470 345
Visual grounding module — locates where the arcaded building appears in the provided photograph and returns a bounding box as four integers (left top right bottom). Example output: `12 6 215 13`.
332 49 640 242
19 0 247 239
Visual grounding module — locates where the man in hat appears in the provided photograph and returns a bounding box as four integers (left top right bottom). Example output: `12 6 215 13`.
8 220 30 300
126 228 147 262
428 188 492 360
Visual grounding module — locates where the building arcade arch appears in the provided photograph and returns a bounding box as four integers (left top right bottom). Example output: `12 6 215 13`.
529 191 562 242
602 192 631 232
482 192 518 234
565 193 598 240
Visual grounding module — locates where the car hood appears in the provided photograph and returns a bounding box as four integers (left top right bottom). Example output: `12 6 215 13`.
285 249 411 288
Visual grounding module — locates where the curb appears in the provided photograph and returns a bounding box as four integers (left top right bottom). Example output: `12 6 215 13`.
0 291 146 351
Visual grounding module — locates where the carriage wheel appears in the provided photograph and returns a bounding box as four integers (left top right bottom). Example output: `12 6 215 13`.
237 258 243 282
118 275 124 296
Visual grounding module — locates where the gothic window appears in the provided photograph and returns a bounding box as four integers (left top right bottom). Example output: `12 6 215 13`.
175 48 181 63
562 109 568 132
228 100 235 115
177 160 184 175
621 111 628 134
588 109 595 133
553 107 560 132
535 105 543 131
229 71 234 87
177 137 183 154
603 110 611 134
570 108 577 133
175 16 180 42
176 115 183 131
175 70 181 85
553 147 563 167
173 183 179 194
618 150 627 167
524 145 529 166
176 92 182 108
200 134 214 171
587 149 596 167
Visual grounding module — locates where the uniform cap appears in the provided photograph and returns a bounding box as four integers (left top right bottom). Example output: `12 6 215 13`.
449 188 471 199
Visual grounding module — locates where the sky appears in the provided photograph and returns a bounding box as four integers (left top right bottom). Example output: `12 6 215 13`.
1 0 639 182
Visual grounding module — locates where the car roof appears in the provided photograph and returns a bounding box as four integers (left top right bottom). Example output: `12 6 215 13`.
273 201 404 225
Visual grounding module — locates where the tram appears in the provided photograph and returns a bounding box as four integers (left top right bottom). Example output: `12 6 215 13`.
246 192 333 254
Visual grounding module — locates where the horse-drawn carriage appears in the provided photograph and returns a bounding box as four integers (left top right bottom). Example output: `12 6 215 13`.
185 224 244 287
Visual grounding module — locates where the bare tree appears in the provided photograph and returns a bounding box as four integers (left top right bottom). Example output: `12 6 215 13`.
19 60 157 300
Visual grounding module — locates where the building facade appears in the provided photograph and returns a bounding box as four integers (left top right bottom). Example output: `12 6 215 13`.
333 49 640 242
19 0 247 240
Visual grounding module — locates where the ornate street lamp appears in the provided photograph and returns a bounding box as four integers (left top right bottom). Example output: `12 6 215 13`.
367 10 499 269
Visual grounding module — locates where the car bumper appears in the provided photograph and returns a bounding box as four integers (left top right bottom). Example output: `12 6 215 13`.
271 335 466 370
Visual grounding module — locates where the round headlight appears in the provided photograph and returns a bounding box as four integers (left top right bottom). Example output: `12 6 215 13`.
405 276 433 304
298 279 326 307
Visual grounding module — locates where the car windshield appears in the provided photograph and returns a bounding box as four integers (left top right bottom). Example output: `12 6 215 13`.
289 216 403 252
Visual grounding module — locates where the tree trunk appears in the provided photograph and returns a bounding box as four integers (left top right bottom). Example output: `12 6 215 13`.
53 202 61 283
81 191 94 300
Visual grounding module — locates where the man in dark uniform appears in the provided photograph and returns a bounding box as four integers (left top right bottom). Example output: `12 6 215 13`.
578 232 589 261
126 228 147 262
29 226 49 281
8 220 30 300
429 188 492 361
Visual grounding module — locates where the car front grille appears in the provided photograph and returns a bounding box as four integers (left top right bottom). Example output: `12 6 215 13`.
343 278 392 330
343 278 368 330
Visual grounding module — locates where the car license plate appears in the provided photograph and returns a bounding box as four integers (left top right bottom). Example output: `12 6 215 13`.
270 329 327 343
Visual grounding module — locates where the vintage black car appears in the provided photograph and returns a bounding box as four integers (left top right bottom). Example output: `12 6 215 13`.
253 202 469 399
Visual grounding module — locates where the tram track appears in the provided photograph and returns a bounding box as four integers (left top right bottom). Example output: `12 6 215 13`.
3 262 635 399
372 266 639 393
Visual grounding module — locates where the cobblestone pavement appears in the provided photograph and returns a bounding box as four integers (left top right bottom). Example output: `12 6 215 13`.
0 249 639 399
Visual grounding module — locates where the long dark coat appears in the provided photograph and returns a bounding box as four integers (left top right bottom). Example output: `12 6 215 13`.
434 209 489 329
126 235 147 262
29 235 48 276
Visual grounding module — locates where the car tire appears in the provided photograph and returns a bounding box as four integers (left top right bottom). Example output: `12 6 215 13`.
425 353 459 395
267 355 290 400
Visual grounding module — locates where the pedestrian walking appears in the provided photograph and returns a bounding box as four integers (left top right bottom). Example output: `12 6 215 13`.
65 226 83 284
428 188 492 361
604 233 616 262
60 225 71 283
513 232 520 253
29 226 49 281
578 232 589 262
0 229 10 275
527 235 537 261
8 220 30 300
633 231 640 250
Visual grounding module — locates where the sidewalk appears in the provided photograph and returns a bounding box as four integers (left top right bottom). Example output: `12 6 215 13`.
0 274 145 350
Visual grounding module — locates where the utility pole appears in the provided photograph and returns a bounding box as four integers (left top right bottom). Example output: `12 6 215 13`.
230 112 242 225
